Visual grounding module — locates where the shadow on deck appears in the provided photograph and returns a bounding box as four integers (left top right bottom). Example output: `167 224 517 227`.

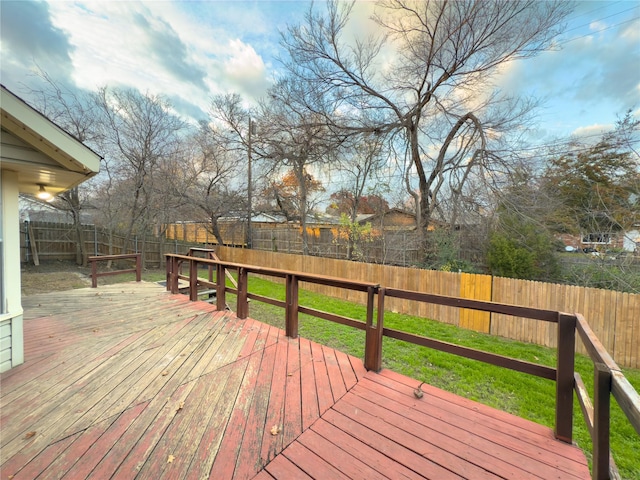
1 282 590 479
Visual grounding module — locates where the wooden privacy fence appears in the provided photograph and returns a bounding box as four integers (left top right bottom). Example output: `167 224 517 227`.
216 246 640 369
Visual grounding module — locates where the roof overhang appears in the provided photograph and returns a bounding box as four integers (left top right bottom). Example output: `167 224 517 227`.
1 85 101 197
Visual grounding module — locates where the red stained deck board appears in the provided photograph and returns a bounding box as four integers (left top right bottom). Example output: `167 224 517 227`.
339 387 536 480
208 334 266 478
297 428 390 480
110 381 198 478
183 362 250 480
310 341 334 414
310 419 423 480
259 329 289 464
62 402 149 479
281 337 302 447
7 432 80 480
321 345 348 400
320 408 464 480
263 454 313 479
299 338 320 431
333 349 357 389
365 370 589 467
233 332 280 479
282 441 351 480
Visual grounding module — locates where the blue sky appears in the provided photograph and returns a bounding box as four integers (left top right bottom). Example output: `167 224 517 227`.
1 0 639 146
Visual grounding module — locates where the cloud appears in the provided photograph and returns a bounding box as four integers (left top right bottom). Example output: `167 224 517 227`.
222 40 269 98
570 123 612 140
0 0 74 87
131 11 207 89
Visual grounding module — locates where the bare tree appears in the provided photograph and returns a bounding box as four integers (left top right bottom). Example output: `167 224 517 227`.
95 87 185 258
258 79 340 254
165 122 246 245
281 0 572 258
26 71 103 265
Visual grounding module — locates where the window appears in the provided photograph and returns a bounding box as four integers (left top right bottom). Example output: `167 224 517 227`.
581 233 612 244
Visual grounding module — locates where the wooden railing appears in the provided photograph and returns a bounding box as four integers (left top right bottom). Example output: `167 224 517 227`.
165 252 639 480
574 314 640 480
89 253 141 288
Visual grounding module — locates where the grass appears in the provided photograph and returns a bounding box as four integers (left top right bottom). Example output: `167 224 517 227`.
232 275 640 480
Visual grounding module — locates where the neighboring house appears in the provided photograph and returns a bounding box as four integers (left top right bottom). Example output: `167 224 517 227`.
1 85 100 372
559 229 639 253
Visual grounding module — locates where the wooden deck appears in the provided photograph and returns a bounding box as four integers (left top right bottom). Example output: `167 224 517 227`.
1 282 591 479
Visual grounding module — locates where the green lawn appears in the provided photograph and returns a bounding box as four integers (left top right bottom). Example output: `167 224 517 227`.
233 275 640 480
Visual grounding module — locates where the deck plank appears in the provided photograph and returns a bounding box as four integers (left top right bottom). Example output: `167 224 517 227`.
1 283 591 480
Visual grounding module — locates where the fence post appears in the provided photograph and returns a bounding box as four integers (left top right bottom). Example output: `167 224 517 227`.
365 286 383 372
237 268 249 319
593 362 611 480
285 274 299 338
555 313 576 443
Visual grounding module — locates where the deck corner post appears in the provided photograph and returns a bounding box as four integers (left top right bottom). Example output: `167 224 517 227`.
593 362 612 480
285 274 299 338
216 263 226 311
91 257 97 288
189 259 198 301
365 286 383 372
237 267 249 319
135 253 142 282
165 255 171 291
555 313 576 443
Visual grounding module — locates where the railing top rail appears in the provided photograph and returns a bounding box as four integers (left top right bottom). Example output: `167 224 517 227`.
382 287 562 323
165 253 380 292
89 253 140 261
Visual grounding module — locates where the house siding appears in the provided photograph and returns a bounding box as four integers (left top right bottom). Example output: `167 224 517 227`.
0 319 11 372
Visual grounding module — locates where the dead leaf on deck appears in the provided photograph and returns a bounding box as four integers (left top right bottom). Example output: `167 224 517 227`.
24 431 36 439
270 425 281 436
176 401 184 412
162 371 169 376
167 455 175 464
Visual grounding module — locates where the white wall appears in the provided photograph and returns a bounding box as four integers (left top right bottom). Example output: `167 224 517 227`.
1 169 24 372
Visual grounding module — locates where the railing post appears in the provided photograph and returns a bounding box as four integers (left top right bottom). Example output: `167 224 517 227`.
365 286 383 372
171 257 180 294
285 274 299 338
135 253 141 282
216 263 226 311
91 257 97 288
237 268 248 319
165 255 171 291
189 259 198 301
556 313 576 443
593 362 611 480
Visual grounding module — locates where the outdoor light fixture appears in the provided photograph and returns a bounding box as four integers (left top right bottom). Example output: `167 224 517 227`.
36 184 52 200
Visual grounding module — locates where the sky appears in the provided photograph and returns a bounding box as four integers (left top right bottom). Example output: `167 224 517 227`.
1 0 639 148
